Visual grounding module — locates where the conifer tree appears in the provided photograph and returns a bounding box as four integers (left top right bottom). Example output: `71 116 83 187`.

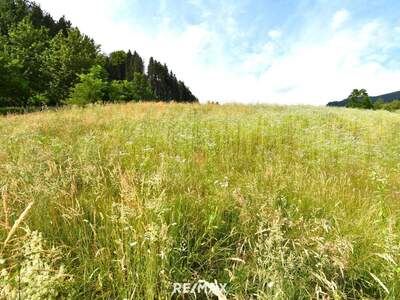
132 51 144 75
125 50 133 81
107 50 126 81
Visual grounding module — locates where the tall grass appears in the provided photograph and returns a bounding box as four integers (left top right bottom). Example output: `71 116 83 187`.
0 103 400 299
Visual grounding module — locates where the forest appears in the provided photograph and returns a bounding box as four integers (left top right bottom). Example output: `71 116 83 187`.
0 0 197 109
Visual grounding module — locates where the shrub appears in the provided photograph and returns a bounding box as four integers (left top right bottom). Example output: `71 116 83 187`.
383 100 400 111
108 74 154 102
28 94 49 106
68 65 108 106
109 80 135 101
0 107 25 115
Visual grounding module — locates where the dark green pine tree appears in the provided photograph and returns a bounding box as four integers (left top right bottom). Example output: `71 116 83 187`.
132 51 144 75
146 57 197 102
106 50 126 81
0 0 71 37
125 50 144 81
159 63 168 100
0 1 197 107
125 50 133 81
147 57 160 99
53 16 71 37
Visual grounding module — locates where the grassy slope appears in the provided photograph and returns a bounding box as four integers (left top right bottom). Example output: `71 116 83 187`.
1 103 400 299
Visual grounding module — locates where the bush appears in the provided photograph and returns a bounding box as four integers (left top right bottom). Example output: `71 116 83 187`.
0 107 25 115
373 98 385 110
108 74 154 101
109 80 135 101
68 65 108 106
382 100 400 111
28 94 49 106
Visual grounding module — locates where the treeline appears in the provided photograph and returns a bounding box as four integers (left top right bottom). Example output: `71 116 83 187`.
0 0 197 109
346 89 400 111
104 51 196 102
373 99 400 111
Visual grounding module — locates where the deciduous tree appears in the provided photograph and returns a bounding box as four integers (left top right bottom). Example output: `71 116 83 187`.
68 65 108 105
45 28 99 105
346 89 372 109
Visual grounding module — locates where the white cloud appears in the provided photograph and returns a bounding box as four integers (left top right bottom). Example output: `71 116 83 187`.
35 1 400 105
236 21 400 105
268 30 281 39
331 9 350 30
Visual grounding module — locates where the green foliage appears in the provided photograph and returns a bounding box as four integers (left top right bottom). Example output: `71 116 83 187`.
0 3 80 107
0 41 26 106
0 0 197 108
28 93 49 106
44 29 99 105
131 72 154 100
0 0 31 35
109 80 135 101
68 65 108 105
372 98 400 112
108 74 154 101
0 0 70 36
0 107 25 115
148 57 197 102
374 98 385 110
126 50 144 80
346 89 373 109
377 99 400 111
105 52 196 102
107 50 127 81
3 17 50 106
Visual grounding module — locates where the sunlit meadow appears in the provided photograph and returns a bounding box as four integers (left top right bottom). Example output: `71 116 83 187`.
1 103 400 299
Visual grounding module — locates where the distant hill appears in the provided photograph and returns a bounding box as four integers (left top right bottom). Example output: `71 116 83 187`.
327 91 400 107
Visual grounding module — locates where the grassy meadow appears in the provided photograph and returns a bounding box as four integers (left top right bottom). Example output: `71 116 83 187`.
1 103 400 299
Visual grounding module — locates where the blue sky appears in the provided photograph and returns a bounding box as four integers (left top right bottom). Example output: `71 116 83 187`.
36 0 400 104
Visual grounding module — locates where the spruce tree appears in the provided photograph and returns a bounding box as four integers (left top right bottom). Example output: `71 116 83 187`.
125 50 133 81
132 51 144 75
